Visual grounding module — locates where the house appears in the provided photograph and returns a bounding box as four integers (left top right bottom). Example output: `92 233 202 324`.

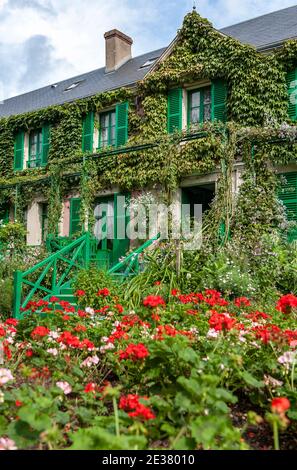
1 5 297 269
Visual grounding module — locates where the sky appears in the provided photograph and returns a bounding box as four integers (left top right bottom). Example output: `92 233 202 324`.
0 0 297 100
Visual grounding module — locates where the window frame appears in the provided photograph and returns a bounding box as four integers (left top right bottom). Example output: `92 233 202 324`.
28 128 43 168
187 86 211 128
98 109 116 149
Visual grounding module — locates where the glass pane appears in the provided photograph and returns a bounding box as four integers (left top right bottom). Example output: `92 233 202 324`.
110 112 116 126
204 104 211 121
191 91 200 107
204 88 211 104
110 126 116 145
191 108 200 124
101 114 109 127
101 128 108 147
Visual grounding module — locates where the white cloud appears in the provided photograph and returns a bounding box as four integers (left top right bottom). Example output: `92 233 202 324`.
0 0 296 99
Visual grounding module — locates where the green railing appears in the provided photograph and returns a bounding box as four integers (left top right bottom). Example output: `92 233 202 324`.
108 233 161 278
13 232 92 319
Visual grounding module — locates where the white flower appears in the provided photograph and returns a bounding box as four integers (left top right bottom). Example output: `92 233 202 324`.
49 331 59 339
100 343 115 353
207 328 220 339
0 369 14 386
85 307 95 316
0 392 4 404
81 355 100 367
0 438 17 450
47 348 58 356
101 336 109 343
264 375 283 388
278 351 296 366
56 381 72 395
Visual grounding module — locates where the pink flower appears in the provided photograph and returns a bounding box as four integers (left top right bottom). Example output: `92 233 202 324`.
0 437 17 450
56 381 72 395
0 369 14 385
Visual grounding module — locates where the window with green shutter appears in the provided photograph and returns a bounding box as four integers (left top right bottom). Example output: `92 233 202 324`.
187 86 211 127
28 129 42 168
82 112 94 152
70 198 82 236
99 110 116 148
286 69 297 121
278 172 297 242
115 102 129 147
211 79 228 122
167 88 183 133
14 131 24 171
41 125 50 166
0 203 9 225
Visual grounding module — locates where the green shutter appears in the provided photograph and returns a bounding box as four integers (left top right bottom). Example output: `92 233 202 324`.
42 125 50 166
82 112 94 152
113 193 130 265
14 131 24 171
115 102 129 147
286 69 297 121
167 88 182 133
211 80 227 122
278 172 297 241
70 198 82 236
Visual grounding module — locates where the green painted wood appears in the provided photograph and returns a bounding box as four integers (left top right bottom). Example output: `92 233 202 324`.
211 79 228 122
115 102 129 147
82 112 94 152
14 131 24 171
286 69 297 121
42 124 50 166
70 198 82 236
167 88 182 133
278 171 297 241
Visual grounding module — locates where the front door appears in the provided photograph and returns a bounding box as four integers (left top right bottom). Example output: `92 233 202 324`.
94 193 130 269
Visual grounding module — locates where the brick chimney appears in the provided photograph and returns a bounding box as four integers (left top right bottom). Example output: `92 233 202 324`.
104 29 133 73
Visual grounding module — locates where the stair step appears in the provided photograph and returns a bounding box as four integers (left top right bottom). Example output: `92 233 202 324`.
59 288 74 295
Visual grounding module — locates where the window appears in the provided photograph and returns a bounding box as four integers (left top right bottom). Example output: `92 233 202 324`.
64 80 84 92
140 57 159 69
28 129 43 168
41 203 49 243
99 110 116 148
187 86 211 127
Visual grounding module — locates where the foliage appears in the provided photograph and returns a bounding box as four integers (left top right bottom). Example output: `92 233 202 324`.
73 268 121 310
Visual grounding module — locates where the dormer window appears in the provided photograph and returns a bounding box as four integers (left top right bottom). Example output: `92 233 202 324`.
188 86 211 126
99 110 116 148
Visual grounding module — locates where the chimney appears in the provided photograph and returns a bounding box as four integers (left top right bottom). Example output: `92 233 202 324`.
104 29 133 73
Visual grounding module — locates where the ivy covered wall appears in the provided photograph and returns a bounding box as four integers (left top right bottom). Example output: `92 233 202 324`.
0 10 297 244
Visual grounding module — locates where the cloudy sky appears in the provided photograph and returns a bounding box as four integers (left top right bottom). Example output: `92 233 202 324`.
0 0 296 100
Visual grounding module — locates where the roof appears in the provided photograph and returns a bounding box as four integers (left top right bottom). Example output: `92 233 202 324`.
220 5 297 49
0 47 166 118
1 6 297 118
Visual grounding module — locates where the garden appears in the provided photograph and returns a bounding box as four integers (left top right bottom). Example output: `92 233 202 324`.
1 233 297 451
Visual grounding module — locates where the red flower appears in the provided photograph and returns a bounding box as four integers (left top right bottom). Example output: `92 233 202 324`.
234 297 251 307
0 326 5 337
209 312 236 331
97 288 110 297
171 289 179 296
151 313 160 321
143 295 165 308
15 401 23 407
5 318 18 327
84 383 97 393
119 343 149 361
62 315 71 321
119 394 156 421
115 304 124 314
31 326 50 339
50 296 59 303
271 397 290 414
26 349 33 357
276 294 297 314
75 290 86 297
154 281 161 286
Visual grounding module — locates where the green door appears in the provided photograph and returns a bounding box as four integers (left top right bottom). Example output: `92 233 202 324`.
93 194 130 268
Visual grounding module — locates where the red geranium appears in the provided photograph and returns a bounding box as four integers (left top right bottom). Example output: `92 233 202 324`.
143 295 165 308
97 288 110 297
271 397 290 414
234 297 251 307
119 343 149 361
119 394 155 421
31 326 50 339
75 290 86 297
276 294 297 314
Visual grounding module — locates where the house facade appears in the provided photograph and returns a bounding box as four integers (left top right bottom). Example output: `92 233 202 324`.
1 6 297 267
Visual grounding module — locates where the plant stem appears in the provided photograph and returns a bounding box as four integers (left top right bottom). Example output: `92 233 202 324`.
273 420 280 451
113 396 120 437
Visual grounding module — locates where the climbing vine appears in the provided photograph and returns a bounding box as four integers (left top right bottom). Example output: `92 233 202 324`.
0 10 297 246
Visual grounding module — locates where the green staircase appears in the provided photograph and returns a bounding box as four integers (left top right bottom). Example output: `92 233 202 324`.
13 232 160 319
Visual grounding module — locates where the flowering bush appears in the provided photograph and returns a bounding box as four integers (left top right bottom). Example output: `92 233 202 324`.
0 285 297 450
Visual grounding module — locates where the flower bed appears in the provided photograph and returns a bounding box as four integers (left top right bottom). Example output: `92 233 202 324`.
0 288 297 450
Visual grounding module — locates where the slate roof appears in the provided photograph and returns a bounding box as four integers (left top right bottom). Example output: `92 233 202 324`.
221 5 297 49
0 47 166 118
1 5 297 118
